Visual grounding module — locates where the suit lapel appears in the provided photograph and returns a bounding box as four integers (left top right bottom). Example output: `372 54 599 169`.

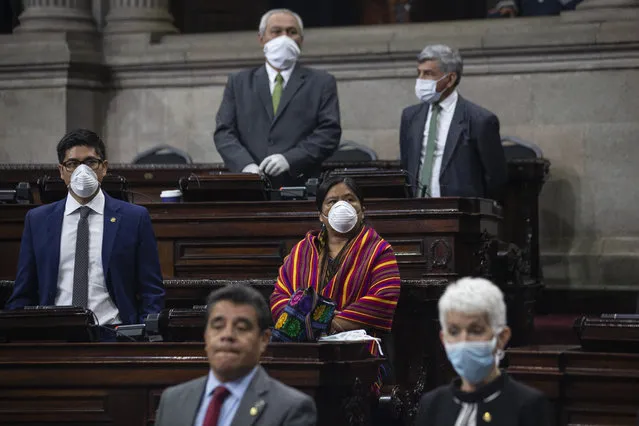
46 200 65 304
409 103 429 184
440 96 467 176
101 193 121 275
255 66 274 122
181 377 207 426
230 366 269 426
272 65 307 127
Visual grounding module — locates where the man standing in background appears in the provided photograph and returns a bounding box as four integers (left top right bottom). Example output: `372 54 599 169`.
399 44 508 202
214 8 341 188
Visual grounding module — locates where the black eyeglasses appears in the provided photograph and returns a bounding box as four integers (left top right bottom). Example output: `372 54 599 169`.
61 157 103 172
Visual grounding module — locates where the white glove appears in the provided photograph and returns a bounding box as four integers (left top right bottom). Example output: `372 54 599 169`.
259 154 290 177
241 163 260 174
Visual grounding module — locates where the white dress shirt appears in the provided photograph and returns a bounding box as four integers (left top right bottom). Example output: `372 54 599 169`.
194 367 259 426
419 89 459 197
266 61 294 94
56 190 121 324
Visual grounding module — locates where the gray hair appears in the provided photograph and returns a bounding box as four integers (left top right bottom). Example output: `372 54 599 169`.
258 9 304 37
438 277 506 333
417 44 463 87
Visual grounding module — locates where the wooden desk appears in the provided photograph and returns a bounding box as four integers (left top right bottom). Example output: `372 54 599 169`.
0 341 380 426
508 345 639 426
0 197 501 281
0 159 550 285
0 278 447 423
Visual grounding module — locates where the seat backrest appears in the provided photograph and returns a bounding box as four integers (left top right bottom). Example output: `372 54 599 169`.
133 145 192 164
324 140 378 163
501 136 543 160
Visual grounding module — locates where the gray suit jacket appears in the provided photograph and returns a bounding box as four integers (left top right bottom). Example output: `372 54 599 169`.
154 366 317 426
214 64 341 188
399 95 508 202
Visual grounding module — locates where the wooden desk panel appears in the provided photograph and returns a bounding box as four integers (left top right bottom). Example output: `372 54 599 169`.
507 345 639 426
0 342 380 426
0 197 501 281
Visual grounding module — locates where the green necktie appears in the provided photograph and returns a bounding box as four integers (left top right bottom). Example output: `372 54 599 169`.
272 73 284 114
418 103 441 197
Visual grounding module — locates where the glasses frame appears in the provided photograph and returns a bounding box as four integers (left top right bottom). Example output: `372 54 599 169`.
61 157 104 173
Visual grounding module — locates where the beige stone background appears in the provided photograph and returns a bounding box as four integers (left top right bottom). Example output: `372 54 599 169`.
1 0 639 290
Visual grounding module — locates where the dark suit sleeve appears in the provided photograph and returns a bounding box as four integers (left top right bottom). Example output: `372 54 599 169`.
413 392 435 426
135 209 165 322
282 74 341 176
477 113 508 203
6 210 38 309
519 393 554 426
281 395 317 426
214 74 257 172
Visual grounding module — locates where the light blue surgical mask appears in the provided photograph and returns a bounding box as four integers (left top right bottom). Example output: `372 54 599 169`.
414 73 449 104
444 336 498 384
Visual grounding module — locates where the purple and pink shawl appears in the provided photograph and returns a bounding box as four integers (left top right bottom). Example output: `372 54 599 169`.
271 225 401 338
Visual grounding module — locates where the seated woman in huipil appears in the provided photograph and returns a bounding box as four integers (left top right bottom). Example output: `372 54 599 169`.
270 176 401 389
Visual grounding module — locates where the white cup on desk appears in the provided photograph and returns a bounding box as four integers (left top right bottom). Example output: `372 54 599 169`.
160 189 182 203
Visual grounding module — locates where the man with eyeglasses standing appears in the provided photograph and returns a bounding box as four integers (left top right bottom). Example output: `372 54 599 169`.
6 129 165 330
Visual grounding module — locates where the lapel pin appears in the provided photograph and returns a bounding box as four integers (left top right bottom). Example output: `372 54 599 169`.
110 217 116 223
250 399 265 417
482 411 492 422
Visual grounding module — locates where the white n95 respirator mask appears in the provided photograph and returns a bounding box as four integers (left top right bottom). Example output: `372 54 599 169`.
69 164 99 198
264 35 301 70
326 201 359 234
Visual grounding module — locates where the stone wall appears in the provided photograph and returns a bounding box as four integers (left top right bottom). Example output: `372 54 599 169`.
1 0 638 289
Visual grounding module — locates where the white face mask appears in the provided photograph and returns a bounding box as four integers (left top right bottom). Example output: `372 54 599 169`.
415 73 449 103
263 35 301 70
325 200 359 234
69 164 99 198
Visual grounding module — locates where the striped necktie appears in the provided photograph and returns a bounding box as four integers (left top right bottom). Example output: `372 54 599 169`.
72 206 91 308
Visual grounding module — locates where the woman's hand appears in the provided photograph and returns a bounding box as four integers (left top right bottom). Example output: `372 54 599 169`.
330 318 346 334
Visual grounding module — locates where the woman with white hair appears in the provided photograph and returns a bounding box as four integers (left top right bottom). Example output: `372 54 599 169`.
414 277 551 426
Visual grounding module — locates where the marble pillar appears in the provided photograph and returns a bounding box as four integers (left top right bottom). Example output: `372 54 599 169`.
103 0 177 35
14 0 97 33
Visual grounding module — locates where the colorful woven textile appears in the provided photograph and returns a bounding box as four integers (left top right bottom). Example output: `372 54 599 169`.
271 286 336 342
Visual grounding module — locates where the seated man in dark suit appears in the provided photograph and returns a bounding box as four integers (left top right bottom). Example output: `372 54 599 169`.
214 8 341 188
399 44 508 202
6 129 165 325
155 285 317 426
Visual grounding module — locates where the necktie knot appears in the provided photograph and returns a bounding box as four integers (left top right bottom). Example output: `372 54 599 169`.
212 385 230 401
79 206 91 219
275 73 283 84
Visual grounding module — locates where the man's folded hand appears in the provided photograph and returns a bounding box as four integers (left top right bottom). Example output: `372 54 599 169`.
259 154 290 176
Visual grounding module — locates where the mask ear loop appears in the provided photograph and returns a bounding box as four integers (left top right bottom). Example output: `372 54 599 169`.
493 327 505 366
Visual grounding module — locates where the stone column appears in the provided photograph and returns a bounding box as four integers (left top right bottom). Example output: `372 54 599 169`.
14 0 97 33
103 0 177 35
562 0 639 21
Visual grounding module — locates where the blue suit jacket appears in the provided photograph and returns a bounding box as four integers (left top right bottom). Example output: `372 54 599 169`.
399 95 508 202
6 192 165 324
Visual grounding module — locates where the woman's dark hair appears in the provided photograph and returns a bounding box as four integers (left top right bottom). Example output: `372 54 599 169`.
56 129 106 164
206 285 272 331
315 175 364 212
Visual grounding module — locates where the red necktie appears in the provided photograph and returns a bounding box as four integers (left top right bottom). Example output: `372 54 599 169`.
203 386 230 426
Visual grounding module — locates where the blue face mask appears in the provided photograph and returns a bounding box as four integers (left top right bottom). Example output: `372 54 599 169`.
444 337 498 384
